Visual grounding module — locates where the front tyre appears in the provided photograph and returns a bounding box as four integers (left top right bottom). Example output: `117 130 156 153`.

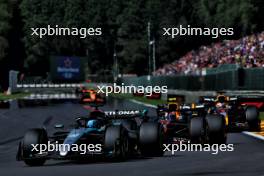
22 128 48 166
104 125 129 160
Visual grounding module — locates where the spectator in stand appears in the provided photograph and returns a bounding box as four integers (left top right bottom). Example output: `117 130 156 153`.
154 32 264 76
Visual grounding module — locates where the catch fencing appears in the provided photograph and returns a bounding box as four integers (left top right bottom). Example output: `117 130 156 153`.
118 66 264 91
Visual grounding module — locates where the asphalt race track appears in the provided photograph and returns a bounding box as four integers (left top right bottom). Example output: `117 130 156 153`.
0 97 263 176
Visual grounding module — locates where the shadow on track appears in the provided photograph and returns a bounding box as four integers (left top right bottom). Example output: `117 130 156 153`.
181 171 237 176
24 156 156 168
0 136 23 145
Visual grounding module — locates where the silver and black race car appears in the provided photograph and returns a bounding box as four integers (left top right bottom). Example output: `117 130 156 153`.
16 109 164 166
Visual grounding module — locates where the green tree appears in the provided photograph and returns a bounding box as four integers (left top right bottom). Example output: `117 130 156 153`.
0 0 11 62
196 0 259 35
18 0 264 76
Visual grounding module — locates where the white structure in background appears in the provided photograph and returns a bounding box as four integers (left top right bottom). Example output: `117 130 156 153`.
8 70 19 94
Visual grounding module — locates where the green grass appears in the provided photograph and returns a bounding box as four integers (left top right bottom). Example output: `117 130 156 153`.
259 112 264 120
0 93 29 101
110 93 166 106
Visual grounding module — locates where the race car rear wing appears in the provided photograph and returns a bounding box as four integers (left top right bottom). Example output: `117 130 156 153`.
237 96 264 110
200 95 264 103
237 95 264 101
199 96 237 103
179 104 207 117
180 104 205 112
167 94 185 104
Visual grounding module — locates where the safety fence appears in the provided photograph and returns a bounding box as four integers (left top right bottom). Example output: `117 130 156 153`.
118 67 264 91
16 83 82 89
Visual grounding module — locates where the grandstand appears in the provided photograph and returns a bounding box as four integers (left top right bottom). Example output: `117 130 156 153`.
154 32 264 76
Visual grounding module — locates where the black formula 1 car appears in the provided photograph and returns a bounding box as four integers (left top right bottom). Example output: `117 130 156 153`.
17 109 164 166
200 94 261 132
157 96 227 144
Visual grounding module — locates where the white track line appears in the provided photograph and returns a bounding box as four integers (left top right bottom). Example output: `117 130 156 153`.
242 131 264 141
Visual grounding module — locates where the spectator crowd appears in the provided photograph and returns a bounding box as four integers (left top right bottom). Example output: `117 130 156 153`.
154 32 264 76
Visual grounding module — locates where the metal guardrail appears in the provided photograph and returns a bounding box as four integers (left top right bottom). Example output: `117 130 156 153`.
16 83 83 89
23 93 78 100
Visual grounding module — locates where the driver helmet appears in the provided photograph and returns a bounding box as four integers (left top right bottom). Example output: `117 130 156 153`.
216 102 224 108
87 119 99 128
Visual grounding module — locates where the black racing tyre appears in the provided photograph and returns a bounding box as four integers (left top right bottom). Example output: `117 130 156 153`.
22 128 48 166
139 122 164 157
190 117 205 144
206 115 226 144
246 106 260 131
104 125 129 160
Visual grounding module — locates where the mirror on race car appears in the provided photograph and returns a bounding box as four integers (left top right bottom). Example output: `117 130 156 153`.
142 109 148 116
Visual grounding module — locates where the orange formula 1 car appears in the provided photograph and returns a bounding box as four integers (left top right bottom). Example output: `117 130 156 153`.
79 89 106 104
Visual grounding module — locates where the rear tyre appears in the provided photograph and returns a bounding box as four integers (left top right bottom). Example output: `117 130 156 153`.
190 117 205 144
22 128 48 166
104 125 129 160
246 106 260 131
139 122 164 157
206 115 226 144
